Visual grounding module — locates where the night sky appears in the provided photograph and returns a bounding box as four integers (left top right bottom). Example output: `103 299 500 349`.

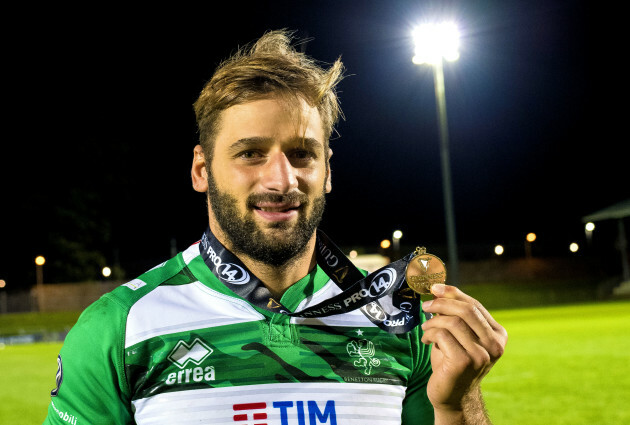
3 1 628 289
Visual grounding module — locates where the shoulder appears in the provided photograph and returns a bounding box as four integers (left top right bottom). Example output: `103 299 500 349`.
65 247 200 350
108 250 194 309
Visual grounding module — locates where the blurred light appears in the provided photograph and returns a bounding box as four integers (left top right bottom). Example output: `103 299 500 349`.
35 256 46 266
349 250 358 259
494 245 504 256
569 242 579 253
585 222 595 232
526 233 537 243
393 230 403 240
0 279 6 288
380 239 391 249
412 22 460 65
102 267 112 278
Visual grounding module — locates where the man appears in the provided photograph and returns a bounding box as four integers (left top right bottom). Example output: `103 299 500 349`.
44 30 506 424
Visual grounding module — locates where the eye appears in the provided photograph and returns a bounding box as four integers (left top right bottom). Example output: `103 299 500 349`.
290 149 316 161
238 150 263 160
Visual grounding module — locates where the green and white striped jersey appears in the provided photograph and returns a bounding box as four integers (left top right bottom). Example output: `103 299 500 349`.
44 240 434 425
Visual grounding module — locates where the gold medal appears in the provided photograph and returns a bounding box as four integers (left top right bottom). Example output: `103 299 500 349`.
405 247 447 294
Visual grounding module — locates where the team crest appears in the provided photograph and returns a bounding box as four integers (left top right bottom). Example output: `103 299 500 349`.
346 339 381 375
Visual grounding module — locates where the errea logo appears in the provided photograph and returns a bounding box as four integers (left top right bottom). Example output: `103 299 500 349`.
165 338 215 385
168 338 213 368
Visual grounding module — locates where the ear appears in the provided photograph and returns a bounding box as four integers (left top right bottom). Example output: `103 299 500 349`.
191 145 209 193
325 148 333 193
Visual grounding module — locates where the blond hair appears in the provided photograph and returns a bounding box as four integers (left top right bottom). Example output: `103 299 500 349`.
193 30 344 154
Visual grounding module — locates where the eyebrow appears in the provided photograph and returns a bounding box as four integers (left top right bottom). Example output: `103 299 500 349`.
227 137 324 154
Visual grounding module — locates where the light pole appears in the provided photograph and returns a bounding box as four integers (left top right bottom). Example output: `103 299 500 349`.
0 279 7 314
585 222 595 246
413 22 460 284
102 266 112 279
35 255 46 311
525 233 536 258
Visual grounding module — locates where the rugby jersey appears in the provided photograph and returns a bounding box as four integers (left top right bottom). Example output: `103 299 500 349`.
44 240 434 425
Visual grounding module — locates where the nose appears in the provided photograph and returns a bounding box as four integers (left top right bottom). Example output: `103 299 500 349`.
259 152 298 193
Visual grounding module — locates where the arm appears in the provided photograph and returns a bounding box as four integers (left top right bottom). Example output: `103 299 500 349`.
430 384 488 425
421 284 507 424
43 296 133 425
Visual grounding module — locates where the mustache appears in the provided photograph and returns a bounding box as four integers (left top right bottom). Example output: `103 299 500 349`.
246 192 309 208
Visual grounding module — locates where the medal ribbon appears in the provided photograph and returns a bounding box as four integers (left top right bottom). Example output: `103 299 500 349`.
199 227 422 333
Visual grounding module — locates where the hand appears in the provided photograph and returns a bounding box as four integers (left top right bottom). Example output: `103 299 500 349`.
420 284 507 413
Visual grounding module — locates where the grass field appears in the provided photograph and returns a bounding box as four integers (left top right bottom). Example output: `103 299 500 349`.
482 300 630 424
1 300 629 424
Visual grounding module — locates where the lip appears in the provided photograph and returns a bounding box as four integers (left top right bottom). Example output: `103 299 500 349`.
253 202 300 222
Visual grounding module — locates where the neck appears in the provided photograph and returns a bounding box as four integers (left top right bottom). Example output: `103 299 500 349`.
210 223 318 300
240 237 318 299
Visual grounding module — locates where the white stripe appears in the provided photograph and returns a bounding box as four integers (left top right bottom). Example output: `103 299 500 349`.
182 242 376 327
125 282 264 348
181 243 199 265
132 382 405 424
292 279 378 328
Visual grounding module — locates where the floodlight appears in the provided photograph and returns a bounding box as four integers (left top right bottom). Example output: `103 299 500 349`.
412 22 460 65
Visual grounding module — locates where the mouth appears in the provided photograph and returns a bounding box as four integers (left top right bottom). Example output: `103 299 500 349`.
252 202 301 222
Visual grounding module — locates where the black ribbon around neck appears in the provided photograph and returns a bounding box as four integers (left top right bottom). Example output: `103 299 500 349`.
199 227 423 333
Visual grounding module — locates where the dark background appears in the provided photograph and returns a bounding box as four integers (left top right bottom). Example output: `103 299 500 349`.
2 0 628 289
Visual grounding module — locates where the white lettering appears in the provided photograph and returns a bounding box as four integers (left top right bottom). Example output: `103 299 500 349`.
222 264 238 280
399 301 413 312
383 317 406 326
318 242 340 267
216 262 250 284
193 367 203 382
342 269 398 308
368 269 396 297
51 401 79 425
166 366 215 385
204 366 215 381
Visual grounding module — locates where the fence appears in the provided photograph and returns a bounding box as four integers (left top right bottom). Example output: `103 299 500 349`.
1 281 121 314
0 256 623 314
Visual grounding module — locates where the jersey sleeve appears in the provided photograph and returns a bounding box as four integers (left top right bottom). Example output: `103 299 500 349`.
401 323 434 424
43 294 133 425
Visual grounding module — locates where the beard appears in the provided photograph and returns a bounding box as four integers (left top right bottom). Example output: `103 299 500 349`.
207 173 326 267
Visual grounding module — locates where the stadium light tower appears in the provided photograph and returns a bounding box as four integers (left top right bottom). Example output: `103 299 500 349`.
412 22 460 284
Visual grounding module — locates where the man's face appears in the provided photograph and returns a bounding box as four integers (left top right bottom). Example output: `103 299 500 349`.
199 96 331 266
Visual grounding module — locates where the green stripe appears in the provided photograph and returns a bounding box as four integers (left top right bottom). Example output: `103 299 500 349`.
125 320 412 400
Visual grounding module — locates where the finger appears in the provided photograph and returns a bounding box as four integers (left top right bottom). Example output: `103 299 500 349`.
421 327 491 373
423 298 493 342
422 309 502 358
421 326 465 359
431 284 505 332
422 313 479 351
422 298 505 360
